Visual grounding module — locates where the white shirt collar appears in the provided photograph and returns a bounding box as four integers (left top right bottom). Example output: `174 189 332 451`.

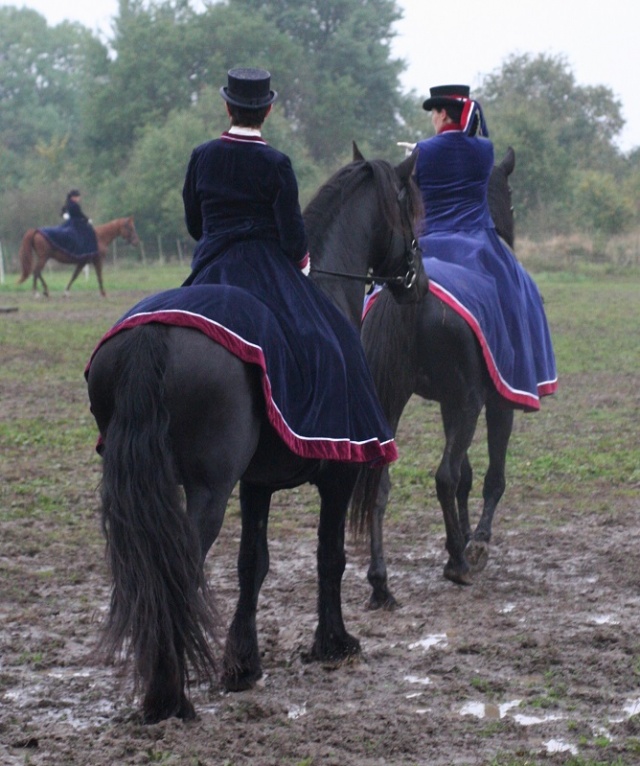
228 126 262 137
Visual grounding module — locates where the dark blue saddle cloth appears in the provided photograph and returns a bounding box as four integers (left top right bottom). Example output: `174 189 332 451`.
88 283 397 464
38 220 98 259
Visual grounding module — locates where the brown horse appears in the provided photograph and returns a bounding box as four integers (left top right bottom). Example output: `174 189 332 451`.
17 217 139 297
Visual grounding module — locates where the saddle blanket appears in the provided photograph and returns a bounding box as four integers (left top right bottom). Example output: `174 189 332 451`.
364 253 558 411
38 221 98 259
87 284 397 464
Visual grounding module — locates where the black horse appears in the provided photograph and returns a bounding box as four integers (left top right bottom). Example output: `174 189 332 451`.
351 148 517 606
85 150 427 723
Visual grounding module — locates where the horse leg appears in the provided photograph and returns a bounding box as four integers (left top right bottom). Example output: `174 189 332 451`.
367 466 398 610
64 263 85 295
437 398 481 585
222 481 272 691
33 259 49 298
457 451 488 575
309 463 361 661
165 338 262 696
93 257 107 297
456 453 473 543
142 633 195 724
466 403 514 572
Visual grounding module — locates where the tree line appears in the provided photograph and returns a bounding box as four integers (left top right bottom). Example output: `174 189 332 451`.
1 0 638 261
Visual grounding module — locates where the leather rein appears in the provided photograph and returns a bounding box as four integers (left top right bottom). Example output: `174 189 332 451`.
310 187 421 290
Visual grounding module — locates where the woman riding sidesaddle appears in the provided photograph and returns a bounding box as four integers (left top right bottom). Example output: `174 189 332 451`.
177 67 397 464
413 84 557 409
39 189 98 258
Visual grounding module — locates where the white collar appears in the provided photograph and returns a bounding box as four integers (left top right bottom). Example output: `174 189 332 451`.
228 126 262 137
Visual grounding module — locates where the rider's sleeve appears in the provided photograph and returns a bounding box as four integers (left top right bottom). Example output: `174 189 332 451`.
272 155 309 268
182 149 203 241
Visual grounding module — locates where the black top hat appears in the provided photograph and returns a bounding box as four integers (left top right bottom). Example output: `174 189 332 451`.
220 67 278 109
422 84 470 111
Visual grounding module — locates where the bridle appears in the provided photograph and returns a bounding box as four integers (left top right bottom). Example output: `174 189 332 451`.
311 185 421 291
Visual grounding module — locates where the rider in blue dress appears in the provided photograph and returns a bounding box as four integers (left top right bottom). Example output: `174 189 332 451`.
414 84 557 410
39 189 98 257
176 68 397 463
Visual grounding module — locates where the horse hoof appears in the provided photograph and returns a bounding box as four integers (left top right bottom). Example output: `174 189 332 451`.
367 592 399 611
465 540 489 574
306 632 361 663
178 697 197 721
221 667 262 693
142 694 195 724
443 561 473 586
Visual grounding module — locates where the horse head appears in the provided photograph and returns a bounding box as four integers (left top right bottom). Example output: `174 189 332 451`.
488 147 515 248
120 216 140 247
352 142 428 306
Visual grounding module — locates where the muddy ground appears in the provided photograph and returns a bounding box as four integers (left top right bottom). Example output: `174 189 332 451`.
1 288 640 765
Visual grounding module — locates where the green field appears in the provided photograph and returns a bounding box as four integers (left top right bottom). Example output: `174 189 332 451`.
1 264 639 527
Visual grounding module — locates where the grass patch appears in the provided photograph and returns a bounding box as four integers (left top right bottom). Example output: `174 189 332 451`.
2 266 639 577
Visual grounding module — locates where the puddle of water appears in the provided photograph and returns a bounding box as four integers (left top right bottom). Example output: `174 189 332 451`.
4 666 119 729
404 675 432 686
47 669 94 680
403 551 434 561
408 633 448 651
590 614 619 625
624 698 640 716
460 699 521 720
546 739 578 755
4 683 116 730
513 711 564 726
460 698 564 728
287 703 307 720
197 703 221 716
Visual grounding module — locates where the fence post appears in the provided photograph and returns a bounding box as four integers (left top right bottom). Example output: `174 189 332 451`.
157 235 164 264
0 241 5 285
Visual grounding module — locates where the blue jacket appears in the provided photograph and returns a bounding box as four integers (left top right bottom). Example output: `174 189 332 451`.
182 132 308 280
62 198 90 223
414 130 495 234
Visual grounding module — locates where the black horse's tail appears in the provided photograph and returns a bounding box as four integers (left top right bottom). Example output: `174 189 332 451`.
98 324 218 705
350 290 420 537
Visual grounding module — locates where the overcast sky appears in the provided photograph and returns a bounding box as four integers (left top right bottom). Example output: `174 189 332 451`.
5 0 638 152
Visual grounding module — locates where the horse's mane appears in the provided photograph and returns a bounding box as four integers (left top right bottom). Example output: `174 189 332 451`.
303 159 422 255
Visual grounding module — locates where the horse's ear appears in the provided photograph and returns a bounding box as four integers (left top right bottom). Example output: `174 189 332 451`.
352 141 365 162
501 147 515 177
396 150 417 185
